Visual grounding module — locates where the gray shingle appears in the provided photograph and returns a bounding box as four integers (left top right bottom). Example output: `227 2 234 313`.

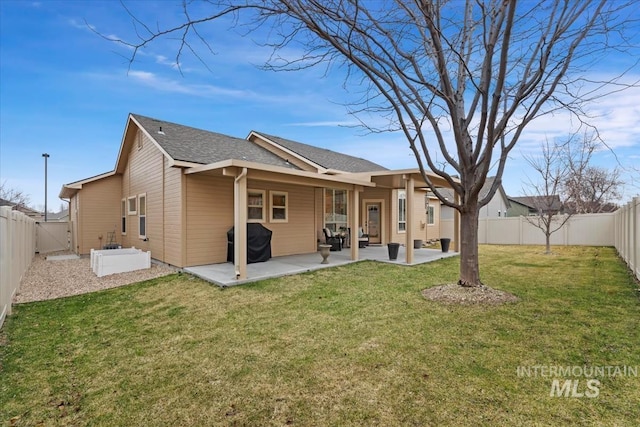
131 114 298 170
252 132 388 173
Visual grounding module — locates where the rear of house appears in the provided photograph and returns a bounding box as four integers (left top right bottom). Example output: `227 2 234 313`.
60 113 456 275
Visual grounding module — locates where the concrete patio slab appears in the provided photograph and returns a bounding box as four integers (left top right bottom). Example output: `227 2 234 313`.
184 245 458 287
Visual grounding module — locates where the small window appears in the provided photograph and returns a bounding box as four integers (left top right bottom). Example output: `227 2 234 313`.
248 190 265 222
398 190 407 232
138 194 146 238
427 205 435 225
127 196 137 215
270 191 288 222
121 199 127 235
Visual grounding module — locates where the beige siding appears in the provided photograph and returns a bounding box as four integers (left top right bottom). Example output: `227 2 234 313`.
186 174 234 266
163 159 184 266
121 131 164 260
252 181 316 257
77 175 122 254
185 175 317 266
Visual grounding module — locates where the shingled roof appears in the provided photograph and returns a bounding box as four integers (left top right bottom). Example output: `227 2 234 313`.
251 132 388 173
131 114 298 170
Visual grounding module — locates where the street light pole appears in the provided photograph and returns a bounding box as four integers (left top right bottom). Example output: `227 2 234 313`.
42 153 49 222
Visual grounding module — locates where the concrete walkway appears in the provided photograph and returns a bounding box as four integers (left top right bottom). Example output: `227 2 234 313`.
185 245 458 286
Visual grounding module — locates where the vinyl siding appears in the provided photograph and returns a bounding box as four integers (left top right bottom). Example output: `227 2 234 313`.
76 175 122 254
184 175 317 266
250 181 316 257
121 130 164 259
185 174 234 266
163 158 184 266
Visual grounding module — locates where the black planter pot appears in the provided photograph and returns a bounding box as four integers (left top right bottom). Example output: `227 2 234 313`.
387 242 400 260
440 238 451 253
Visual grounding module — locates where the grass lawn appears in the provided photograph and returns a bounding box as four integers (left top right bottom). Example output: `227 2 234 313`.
1 245 639 426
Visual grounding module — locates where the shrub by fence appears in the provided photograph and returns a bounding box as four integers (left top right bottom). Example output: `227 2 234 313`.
0 206 36 329
614 197 639 281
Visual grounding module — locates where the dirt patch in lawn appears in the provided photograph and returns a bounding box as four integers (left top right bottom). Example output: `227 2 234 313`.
422 284 519 306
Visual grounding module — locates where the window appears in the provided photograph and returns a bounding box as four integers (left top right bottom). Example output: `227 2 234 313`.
127 196 137 215
427 205 435 225
121 199 127 235
398 190 407 232
325 189 347 232
248 189 265 222
138 194 146 238
270 191 288 222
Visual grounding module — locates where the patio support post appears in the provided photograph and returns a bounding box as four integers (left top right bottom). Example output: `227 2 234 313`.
405 175 415 264
349 186 360 261
453 191 460 251
234 167 248 280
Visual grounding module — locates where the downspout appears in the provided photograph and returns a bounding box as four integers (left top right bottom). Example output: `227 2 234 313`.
234 167 248 279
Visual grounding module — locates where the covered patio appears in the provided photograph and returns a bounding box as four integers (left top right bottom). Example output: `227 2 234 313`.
184 245 458 286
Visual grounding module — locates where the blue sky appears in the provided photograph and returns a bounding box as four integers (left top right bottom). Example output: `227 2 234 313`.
1 1 639 211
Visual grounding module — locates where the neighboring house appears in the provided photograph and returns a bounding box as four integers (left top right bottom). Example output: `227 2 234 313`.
439 176 511 220
507 195 563 217
47 208 69 222
0 197 43 221
60 113 456 280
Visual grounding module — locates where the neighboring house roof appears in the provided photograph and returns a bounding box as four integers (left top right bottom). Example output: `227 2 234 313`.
509 195 563 212
48 209 69 221
250 131 388 173
131 114 298 170
0 197 42 217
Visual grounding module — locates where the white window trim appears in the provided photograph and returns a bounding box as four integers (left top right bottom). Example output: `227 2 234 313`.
270 191 288 223
138 193 147 239
121 199 127 235
127 196 137 215
247 189 266 223
397 190 407 233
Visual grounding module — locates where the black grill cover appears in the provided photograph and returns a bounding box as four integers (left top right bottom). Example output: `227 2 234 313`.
227 223 273 264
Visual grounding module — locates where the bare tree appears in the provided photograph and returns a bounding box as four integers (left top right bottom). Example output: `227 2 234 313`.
522 139 573 254
0 181 31 210
109 0 639 287
565 167 623 213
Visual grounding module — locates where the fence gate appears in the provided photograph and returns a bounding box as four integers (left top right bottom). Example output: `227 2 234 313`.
36 222 70 254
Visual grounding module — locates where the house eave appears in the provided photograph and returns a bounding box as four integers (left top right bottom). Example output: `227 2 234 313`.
185 159 376 188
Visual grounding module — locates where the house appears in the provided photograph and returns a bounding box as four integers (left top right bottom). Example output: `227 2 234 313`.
0 197 43 221
507 195 563 217
47 208 69 222
59 113 457 280
438 176 511 219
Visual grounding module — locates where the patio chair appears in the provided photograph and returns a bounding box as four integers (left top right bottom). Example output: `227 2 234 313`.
323 228 342 251
357 227 369 248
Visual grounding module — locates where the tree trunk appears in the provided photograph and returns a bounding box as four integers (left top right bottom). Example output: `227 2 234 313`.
458 205 483 288
545 233 551 254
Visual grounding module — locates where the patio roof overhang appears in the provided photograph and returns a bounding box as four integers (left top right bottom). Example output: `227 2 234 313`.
184 159 376 190
348 168 456 190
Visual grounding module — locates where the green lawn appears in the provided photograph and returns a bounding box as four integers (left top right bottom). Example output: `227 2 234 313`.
1 246 639 426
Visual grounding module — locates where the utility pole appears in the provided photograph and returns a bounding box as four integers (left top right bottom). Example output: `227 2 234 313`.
42 153 49 221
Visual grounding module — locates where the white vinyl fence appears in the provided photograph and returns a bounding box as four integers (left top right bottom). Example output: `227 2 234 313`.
441 213 615 246
36 221 70 254
0 206 36 329
614 197 639 280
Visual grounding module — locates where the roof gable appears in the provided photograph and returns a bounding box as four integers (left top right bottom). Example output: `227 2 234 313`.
130 114 298 170
249 131 388 173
